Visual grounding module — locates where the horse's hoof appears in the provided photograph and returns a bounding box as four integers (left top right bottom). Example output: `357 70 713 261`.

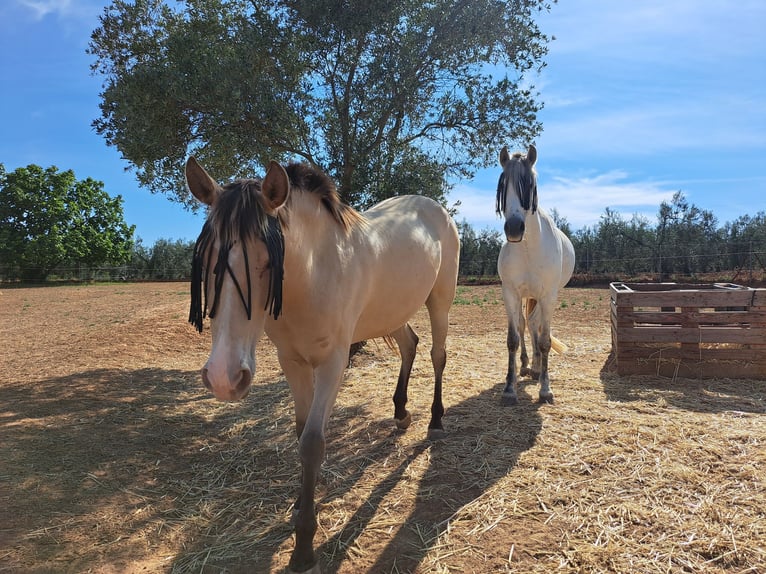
538 394 554 404
426 427 447 441
520 367 532 377
289 564 322 574
501 393 519 406
395 411 412 430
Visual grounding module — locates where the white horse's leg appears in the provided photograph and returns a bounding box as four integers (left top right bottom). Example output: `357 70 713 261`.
519 298 533 378
502 288 523 406
390 323 418 430
288 348 346 574
528 301 554 403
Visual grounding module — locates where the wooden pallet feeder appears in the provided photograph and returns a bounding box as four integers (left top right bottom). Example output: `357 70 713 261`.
610 282 766 378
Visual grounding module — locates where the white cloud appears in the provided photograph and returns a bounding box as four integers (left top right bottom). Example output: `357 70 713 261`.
14 0 98 23
18 0 72 19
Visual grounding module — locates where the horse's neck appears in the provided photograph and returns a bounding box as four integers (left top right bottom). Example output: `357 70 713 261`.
520 208 558 256
282 194 363 282
524 209 545 239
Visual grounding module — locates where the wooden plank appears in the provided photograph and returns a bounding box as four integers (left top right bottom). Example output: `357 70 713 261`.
612 289 756 308
618 310 766 325
616 358 766 378
616 346 766 362
615 326 766 344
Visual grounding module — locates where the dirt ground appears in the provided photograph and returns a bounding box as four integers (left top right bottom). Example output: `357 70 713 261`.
1 283 764 573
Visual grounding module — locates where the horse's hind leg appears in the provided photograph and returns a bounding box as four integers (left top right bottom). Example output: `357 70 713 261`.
391 323 418 430
424 279 456 440
519 298 532 378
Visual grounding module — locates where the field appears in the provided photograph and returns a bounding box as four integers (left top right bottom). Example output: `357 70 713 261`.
1 283 764 574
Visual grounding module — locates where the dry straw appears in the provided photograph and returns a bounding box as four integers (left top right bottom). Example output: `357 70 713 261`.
1 284 764 573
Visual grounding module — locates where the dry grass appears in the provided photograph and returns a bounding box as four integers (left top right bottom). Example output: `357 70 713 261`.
0 283 764 573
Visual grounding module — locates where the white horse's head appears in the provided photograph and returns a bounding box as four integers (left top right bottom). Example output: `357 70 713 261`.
496 144 538 242
186 157 289 401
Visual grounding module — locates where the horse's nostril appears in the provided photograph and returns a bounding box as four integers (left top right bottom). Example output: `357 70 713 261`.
235 368 252 395
201 367 212 390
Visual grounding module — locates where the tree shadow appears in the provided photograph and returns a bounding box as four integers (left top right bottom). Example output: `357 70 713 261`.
599 353 766 414
0 367 297 573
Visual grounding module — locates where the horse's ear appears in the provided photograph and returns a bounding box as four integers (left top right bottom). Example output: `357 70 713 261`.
262 160 290 212
185 157 220 205
527 144 537 167
499 146 510 167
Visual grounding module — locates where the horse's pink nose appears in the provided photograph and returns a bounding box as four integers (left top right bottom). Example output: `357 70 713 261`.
201 366 253 401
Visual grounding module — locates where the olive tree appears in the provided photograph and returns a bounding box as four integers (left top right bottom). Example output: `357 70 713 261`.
89 0 554 208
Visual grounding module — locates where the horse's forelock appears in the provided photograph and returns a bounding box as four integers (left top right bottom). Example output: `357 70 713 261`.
497 154 538 215
188 178 285 331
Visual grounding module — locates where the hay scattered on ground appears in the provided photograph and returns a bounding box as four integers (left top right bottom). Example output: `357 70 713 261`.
1 283 764 573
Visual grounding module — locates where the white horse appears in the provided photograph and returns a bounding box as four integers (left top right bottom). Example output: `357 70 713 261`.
496 144 575 405
186 158 459 573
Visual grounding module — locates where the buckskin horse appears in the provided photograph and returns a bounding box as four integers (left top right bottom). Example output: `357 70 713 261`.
187 157 459 573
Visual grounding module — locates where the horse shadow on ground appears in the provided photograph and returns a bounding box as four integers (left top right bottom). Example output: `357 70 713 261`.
168 373 546 573
313 380 545 574
599 354 766 415
0 367 545 574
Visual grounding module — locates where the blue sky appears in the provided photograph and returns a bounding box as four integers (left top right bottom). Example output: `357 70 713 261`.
1 1 764 245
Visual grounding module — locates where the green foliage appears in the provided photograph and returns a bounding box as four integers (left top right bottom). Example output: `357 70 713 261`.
453 286 501 306
89 0 553 208
457 220 503 277
0 164 135 281
569 191 766 278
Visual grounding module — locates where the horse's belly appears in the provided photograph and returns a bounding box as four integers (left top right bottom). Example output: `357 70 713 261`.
351 270 437 341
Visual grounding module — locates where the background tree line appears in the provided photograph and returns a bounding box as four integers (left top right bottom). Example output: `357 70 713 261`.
3 160 765 284
459 192 766 282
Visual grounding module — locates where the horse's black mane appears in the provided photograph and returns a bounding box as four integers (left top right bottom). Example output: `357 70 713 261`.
496 152 538 216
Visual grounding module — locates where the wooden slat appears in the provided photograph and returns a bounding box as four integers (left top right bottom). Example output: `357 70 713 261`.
619 310 766 325
616 346 766 362
614 325 766 344
612 289 756 308
615 359 766 379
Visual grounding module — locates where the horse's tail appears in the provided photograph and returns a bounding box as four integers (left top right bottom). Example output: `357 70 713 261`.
550 335 568 354
526 298 568 354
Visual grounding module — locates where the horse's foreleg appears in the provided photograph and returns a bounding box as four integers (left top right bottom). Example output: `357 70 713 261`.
391 324 419 430
288 350 345 574
537 330 553 403
503 321 521 405
519 299 532 377
282 355 314 439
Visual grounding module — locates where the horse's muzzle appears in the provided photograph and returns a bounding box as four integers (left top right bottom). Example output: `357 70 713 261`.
504 216 525 242
201 366 253 400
